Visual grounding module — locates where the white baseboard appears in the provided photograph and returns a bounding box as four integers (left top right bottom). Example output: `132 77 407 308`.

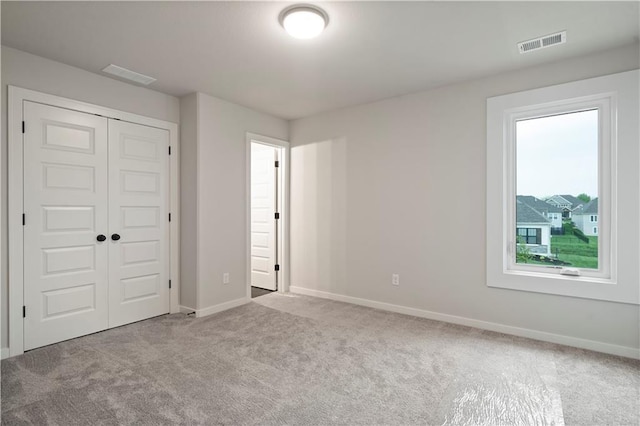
1 347 10 360
179 305 196 314
289 286 640 360
193 297 250 318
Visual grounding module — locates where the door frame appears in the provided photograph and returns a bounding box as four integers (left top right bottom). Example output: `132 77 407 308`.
8 86 180 357
245 133 290 297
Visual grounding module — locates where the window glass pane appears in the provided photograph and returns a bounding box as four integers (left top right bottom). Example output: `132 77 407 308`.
515 109 599 269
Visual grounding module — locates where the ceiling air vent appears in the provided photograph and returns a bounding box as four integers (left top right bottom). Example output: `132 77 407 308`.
518 31 566 54
102 64 156 85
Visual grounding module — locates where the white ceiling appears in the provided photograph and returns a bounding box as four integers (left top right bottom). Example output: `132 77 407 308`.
2 1 638 120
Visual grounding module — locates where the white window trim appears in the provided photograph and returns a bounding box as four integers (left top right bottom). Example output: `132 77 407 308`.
487 70 639 305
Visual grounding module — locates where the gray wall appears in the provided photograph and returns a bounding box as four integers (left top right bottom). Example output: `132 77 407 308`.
1 46 180 350
194 93 288 309
179 93 198 310
289 43 640 351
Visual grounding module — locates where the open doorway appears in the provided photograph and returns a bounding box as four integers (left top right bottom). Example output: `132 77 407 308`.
246 134 289 299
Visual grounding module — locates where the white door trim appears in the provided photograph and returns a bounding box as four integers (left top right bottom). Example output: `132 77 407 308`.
8 86 180 357
245 133 290 298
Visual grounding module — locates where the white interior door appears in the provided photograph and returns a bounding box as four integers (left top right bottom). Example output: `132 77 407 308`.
108 120 170 327
23 101 109 350
251 143 278 290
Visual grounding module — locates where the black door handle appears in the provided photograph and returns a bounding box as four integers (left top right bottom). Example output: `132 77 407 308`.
97 234 106 242
111 233 121 241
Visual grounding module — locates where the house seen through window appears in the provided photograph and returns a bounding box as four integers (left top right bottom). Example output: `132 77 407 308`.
515 109 599 270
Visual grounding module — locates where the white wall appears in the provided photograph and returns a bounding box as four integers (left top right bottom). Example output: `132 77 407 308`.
1 46 180 350
575 214 599 237
186 93 288 311
289 43 640 353
550 215 562 229
573 214 599 236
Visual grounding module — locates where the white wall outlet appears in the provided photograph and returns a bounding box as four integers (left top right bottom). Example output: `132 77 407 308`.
223 273 230 284
392 274 400 286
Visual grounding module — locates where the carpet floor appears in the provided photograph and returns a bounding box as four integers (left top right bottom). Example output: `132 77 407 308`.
2 293 639 425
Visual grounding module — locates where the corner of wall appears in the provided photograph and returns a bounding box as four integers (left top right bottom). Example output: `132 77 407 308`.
179 93 199 310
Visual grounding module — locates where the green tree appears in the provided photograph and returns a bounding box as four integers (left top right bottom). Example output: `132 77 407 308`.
577 193 591 203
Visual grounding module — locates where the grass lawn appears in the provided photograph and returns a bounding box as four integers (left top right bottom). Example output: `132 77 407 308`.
550 234 598 269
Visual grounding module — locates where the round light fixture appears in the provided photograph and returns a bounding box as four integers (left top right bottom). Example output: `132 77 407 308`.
280 5 328 40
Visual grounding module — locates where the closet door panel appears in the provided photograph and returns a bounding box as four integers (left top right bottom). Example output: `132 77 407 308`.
23 101 109 350
108 120 170 327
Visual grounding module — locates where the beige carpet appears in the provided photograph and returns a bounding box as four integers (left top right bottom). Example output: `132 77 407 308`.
2 292 639 425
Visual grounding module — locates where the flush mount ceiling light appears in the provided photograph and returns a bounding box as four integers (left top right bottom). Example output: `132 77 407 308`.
280 5 328 40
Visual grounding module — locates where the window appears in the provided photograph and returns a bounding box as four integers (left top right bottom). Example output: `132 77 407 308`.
515 109 598 270
487 70 639 304
517 228 541 245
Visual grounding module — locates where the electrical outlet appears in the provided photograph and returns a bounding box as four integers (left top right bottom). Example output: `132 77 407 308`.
223 273 230 284
392 274 400 286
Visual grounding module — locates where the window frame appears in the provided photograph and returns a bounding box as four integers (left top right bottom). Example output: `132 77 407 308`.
486 70 639 305
505 99 611 280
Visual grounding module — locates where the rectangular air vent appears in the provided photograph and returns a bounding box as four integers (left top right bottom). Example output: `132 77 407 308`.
102 64 156 85
518 31 566 54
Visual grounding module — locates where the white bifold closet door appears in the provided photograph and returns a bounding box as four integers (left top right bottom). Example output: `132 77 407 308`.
23 101 169 351
23 102 110 350
108 120 169 328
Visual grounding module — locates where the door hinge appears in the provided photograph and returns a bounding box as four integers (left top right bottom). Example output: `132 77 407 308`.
274 264 280 271
22 121 25 134
169 280 172 289
275 160 279 168
168 146 171 155
169 213 171 222
23 306 26 318
275 212 280 220
22 213 26 226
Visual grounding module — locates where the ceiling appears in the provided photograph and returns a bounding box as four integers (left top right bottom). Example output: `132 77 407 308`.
2 1 638 120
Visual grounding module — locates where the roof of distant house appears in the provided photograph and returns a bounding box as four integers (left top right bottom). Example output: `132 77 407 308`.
574 198 598 215
559 194 584 207
546 195 571 206
516 200 551 224
517 195 563 214
545 194 585 210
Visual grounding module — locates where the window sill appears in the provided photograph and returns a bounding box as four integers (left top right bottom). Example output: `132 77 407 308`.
503 268 615 286
487 264 637 305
